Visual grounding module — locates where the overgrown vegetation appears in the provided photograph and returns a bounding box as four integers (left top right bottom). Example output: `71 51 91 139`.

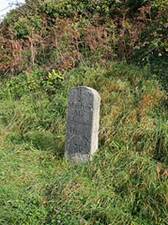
0 0 168 89
0 0 168 224
0 63 167 224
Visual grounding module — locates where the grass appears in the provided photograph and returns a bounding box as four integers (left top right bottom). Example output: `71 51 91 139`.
0 62 167 225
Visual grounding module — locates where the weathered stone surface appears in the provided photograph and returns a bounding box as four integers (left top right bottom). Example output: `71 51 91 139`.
65 86 101 163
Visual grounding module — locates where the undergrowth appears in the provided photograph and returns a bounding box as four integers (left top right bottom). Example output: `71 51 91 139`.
0 63 167 225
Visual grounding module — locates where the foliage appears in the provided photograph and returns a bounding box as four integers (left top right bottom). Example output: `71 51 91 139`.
130 0 168 90
0 0 167 90
45 69 64 93
40 0 120 17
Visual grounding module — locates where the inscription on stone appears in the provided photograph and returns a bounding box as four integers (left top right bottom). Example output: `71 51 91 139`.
65 86 101 162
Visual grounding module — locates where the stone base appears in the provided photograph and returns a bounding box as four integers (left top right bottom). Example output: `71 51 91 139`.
65 152 90 163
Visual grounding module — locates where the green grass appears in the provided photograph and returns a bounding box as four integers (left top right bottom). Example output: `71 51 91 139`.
0 63 167 225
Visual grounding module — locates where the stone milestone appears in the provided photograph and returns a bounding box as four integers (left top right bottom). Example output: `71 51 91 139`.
65 86 101 163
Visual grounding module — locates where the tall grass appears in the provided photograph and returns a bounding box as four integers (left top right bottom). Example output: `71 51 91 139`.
0 62 167 224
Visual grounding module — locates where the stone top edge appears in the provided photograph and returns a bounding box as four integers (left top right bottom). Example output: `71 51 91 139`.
70 86 101 99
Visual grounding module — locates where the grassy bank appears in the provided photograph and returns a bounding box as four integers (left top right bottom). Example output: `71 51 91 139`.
0 63 167 224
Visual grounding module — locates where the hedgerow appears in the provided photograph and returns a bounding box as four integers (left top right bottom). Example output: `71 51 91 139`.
0 0 167 89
